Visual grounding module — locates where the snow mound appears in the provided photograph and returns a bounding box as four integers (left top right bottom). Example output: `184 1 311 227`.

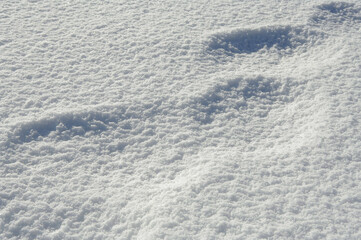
206 26 319 55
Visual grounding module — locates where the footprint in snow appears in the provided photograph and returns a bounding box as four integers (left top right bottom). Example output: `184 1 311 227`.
310 2 361 24
189 76 292 124
7 111 118 144
205 25 320 57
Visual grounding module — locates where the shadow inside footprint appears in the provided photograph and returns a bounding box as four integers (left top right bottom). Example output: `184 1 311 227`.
318 2 355 14
190 76 290 124
206 26 309 55
311 2 361 23
9 111 118 144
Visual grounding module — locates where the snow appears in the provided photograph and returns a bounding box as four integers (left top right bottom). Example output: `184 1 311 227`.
1 0 361 239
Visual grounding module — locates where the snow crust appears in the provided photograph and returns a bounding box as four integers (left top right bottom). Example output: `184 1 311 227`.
1 0 361 239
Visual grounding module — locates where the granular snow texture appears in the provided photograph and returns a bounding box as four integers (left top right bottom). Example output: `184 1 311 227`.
1 0 361 239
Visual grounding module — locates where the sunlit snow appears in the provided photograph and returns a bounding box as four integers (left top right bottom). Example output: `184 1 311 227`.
1 1 360 239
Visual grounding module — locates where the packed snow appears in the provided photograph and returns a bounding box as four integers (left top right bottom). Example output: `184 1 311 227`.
1 0 361 239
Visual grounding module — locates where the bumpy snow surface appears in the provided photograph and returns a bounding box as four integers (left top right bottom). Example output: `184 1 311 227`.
1 1 361 239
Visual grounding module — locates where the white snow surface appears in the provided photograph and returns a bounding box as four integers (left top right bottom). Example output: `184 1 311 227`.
1 0 361 239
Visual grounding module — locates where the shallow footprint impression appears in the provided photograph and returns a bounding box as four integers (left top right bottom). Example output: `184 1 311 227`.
206 25 319 56
189 76 292 125
311 2 361 24
7 111 118 144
